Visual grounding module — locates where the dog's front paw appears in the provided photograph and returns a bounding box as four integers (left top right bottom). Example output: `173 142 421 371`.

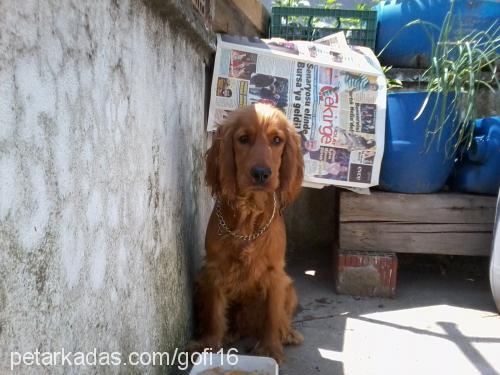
283 328 304 345
252 341 284 364
185 336 222 354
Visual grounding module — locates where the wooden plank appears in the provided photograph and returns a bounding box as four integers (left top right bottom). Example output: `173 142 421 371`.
232 0 270 32
340 222 493 256
213 0 270 37
340 191 496 224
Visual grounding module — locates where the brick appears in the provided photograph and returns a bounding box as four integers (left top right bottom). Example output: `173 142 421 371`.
336 250 398 298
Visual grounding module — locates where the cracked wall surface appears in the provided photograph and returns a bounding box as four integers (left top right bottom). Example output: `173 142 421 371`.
0 0 212 373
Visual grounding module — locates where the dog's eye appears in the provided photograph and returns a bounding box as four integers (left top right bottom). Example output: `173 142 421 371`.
272 136 282 145
238 135 249 144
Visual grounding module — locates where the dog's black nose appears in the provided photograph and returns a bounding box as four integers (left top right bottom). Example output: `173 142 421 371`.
250 166 272 184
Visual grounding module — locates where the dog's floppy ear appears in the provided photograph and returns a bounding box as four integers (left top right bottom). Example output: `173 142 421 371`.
205 122 237 202
278 122 304 208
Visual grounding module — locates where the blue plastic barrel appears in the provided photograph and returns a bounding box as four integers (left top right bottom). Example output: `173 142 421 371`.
375 0 500 68
451 117 500 195
379 92 456 193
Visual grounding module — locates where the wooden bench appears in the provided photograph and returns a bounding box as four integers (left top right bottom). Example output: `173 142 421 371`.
336 191 497 297
340 191 496 256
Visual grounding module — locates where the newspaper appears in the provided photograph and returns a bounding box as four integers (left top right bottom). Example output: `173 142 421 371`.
207 32 386 189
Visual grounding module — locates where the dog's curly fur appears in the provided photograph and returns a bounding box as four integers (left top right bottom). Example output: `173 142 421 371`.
188 104 304 363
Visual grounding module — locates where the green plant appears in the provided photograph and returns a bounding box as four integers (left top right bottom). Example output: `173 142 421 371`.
273 0 309 27
323 0 341 10
355 3 370 11
417 8 499 155
382 66 403 90
273 0 311 6
378 0 499 155
273 0 338 29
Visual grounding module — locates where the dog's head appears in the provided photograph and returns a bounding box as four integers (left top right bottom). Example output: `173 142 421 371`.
206 104 304 207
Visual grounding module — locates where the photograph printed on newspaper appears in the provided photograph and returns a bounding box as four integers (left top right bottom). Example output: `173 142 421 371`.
207 32 386 189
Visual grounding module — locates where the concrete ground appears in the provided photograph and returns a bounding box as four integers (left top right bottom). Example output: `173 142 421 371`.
281 254 500 375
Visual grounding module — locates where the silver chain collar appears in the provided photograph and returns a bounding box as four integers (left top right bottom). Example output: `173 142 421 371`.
215 193 277 241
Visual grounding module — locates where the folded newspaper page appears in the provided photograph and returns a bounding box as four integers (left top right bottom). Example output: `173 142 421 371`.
207 32 386 189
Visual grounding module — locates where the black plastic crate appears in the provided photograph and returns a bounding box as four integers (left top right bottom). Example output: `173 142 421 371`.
270 7 377 49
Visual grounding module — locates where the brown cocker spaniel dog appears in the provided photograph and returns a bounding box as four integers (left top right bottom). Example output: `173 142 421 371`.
188 104 304 363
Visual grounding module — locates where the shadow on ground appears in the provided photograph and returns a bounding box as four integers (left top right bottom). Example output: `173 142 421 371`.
279 249 499 375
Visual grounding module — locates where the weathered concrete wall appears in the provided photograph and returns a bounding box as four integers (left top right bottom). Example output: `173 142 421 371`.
0 0 213 373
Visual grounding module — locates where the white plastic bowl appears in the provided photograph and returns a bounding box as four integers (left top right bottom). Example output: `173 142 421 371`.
189 354 278 375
